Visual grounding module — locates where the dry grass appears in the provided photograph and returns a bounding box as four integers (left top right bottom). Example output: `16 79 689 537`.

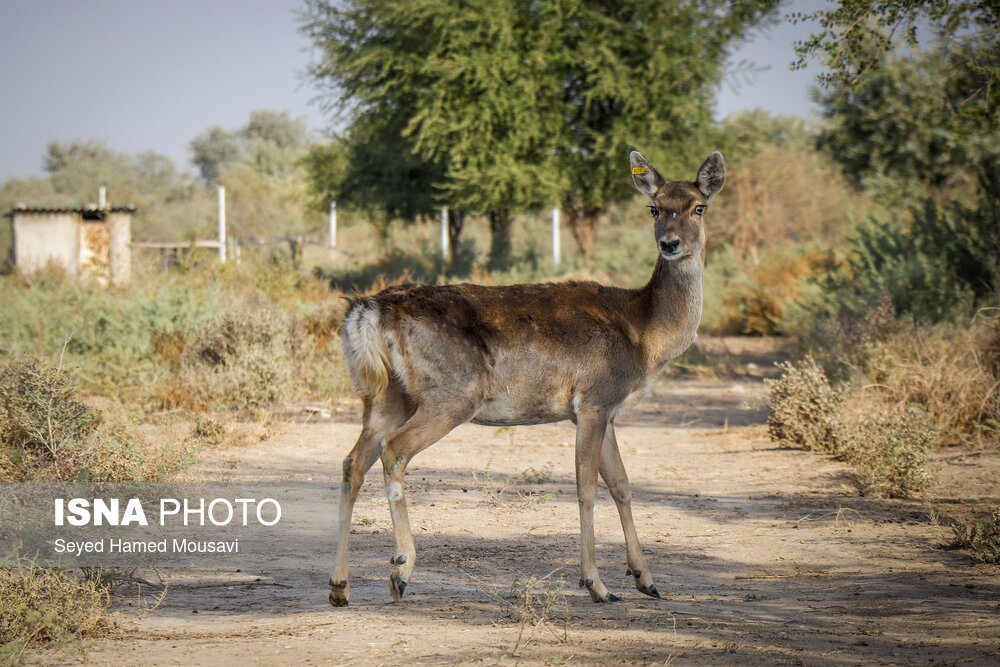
880 313 1000 446
0 359 188 482
949 506 1000 564
0 567 114 664
154 299 351 413
835 403 936 498
767 357 937 498
710 134 871 257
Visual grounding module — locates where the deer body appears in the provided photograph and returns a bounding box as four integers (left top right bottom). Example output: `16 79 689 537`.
329 151 725 606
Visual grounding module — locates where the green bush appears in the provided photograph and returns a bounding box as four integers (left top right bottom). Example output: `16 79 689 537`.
844 197 995 323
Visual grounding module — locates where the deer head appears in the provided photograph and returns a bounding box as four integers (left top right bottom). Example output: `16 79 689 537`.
629 151 725 262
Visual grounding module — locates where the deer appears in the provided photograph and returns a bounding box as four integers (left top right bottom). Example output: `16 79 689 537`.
329 150 725 606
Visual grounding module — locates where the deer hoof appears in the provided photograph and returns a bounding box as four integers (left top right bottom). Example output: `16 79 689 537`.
638 583 661 599
329 579 350 607
389 574 408 601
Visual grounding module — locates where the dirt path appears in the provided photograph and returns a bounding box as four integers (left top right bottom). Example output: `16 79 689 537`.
40 370 1000 665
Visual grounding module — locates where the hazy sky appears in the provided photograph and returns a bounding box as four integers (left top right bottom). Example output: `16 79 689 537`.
0 0 830 184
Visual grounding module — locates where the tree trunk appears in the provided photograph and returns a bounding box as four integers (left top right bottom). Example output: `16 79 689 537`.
447 209 465 261
488 208 512 269
567 207 601 256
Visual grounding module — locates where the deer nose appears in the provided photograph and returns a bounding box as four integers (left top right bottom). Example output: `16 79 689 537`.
659 238 680 255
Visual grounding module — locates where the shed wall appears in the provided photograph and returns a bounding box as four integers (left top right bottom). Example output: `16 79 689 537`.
12 213 79 275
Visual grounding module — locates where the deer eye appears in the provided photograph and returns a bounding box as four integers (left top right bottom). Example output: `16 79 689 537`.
693 205 706 216
649 206 658 217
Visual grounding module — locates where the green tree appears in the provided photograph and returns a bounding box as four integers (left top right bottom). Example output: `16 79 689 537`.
189 111 316 239
301 112 454 245
790 0 998 116
814 47 1000 204
302 0 777 262
21 140 211 241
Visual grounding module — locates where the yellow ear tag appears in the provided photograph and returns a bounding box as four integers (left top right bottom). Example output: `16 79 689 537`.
631 166 646 175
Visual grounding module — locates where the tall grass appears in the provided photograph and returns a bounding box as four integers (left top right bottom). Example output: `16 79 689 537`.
0 259 352 412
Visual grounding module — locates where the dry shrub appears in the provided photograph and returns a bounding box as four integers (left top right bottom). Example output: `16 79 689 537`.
710 137 865 256
300 299 346 352
885 325 1000 445
150 329 188 368
950 506 1000 564
835 404 936 498
0 567 113 662
0 361 98 477
767 357 937 498
177 309 300 411
855 311 1000 446
160 300 353 412
0 360 184 482
710 247 837 335
766 356 843 452
795 298 1000 446
193 413 276 448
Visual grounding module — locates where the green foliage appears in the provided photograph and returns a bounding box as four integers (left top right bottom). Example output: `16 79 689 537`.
302 0 778 254
0 273 218 393
814 46 999 203
800 174 999 328
302 115 446 237
790 0 999 120
0 261 351 410
190 110 316 238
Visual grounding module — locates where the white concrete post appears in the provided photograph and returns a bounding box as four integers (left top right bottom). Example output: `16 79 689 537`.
217 186 226 263
552 207 560 265
98 186 106 209
441 207 449 256
330 200 337 248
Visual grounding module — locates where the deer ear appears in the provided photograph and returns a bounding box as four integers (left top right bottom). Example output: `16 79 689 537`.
630 151 664 198
696 151 726 204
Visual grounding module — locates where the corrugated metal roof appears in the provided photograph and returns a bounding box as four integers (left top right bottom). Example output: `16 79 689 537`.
10 205 136 214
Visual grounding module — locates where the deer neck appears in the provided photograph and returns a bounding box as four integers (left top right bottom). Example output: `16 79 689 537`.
633 253 703 369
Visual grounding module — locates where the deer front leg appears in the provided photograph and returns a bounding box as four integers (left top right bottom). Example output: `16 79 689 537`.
382 451 417 602
599 422 660 599
575 409 619 603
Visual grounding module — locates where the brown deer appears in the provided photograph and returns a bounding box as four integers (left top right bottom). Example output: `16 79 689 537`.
329 150 725 606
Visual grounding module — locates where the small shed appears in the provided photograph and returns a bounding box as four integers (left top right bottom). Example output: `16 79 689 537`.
9 204 133 285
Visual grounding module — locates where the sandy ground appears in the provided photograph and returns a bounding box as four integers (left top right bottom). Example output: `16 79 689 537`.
33 346 1000 666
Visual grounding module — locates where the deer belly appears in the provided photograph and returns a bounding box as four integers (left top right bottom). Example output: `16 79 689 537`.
472 392 573 426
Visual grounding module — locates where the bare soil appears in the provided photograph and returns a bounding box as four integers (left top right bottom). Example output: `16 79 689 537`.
35 342 1000 666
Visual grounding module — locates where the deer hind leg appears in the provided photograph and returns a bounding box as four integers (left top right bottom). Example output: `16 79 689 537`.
599 422 660 599
575 409 619 602
380 400 476 601
329 382 412 607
